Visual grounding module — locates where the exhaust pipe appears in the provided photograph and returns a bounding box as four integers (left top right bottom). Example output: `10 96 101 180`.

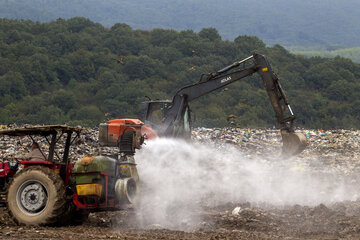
115 178 137 204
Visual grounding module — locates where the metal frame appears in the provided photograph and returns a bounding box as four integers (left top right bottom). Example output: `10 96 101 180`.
0 125 82 185
72 171 125 210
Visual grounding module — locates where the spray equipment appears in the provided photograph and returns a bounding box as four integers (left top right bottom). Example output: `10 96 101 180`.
99 119 144 154
115 177 137 204
98 119 144 203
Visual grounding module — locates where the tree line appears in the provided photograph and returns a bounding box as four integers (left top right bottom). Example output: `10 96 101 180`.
0 17 359 129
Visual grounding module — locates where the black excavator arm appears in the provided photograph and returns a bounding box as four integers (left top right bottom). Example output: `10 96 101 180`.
144 53 306 155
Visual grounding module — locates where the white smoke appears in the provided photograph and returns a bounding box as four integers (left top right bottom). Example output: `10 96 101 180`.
134 138 358 230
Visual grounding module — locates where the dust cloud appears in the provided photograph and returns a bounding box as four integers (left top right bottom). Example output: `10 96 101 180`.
133 138 359 230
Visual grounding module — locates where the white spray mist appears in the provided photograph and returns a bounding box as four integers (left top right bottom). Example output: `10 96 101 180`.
134 138 358 230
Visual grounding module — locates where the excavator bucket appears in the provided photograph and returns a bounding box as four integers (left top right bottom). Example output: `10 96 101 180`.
280 130 307 156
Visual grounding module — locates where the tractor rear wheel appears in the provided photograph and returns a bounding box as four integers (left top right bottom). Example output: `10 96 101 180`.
6 166 67 225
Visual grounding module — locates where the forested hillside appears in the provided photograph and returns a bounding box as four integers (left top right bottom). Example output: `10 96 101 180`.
1 0 360 46
288 46 360 63
0 18 359 128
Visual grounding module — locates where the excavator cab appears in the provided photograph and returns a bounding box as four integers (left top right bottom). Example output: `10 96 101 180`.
143 100 171 127
143 100 192 138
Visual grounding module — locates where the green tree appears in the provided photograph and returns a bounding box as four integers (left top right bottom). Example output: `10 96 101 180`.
199 28 221 42
37 105 67 124
51 89 77 113
0 71 27 99
325 80 353 101
68 105 104 126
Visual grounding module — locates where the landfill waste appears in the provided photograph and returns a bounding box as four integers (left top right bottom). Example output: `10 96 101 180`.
232 207 242 216
192 127 360 176
1 125 360 239
0 125 109 162
1 125 359 176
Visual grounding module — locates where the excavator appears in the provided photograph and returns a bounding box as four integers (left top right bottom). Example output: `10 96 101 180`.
141 53 307 156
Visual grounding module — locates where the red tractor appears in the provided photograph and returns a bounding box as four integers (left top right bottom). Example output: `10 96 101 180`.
0 121 143 226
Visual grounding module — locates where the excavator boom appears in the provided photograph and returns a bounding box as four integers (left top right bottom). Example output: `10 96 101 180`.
143 53 307 156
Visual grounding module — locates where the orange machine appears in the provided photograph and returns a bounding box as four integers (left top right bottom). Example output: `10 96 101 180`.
99 119 159 154
99 119 143 151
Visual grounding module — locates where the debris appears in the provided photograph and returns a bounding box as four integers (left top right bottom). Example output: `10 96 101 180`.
1 125 359 178
232 207 242 216
192 127 360 176
145 224 164 229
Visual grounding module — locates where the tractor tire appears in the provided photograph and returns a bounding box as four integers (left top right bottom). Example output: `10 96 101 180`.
6 165 67 226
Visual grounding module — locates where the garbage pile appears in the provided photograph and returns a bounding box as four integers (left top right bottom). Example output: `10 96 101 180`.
300 129 360 173
192 127 360 175
0 125 359 176
0 125 104 162
192 127 283 156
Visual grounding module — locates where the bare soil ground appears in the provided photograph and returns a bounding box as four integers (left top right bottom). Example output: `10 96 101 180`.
1 129 360 239
2 201 360 239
